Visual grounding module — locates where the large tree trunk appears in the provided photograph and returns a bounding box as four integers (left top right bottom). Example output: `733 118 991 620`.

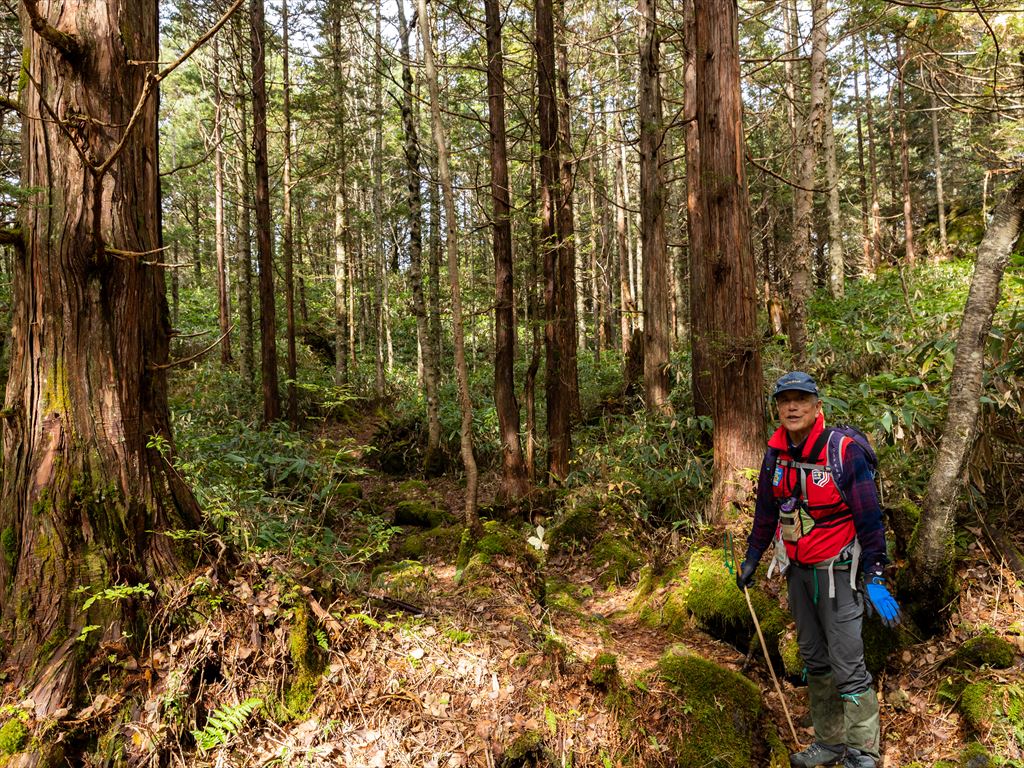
789 0 827 365
282 0 298 424
822 31 844 298
693 0 766 520
213 36 233 365
904 175 1024 630
231 13 255 384
397 0 442 473
331 4 349 386
638 0 673 416
1 1 201 758
683 0 712 419
897 37 916 265
373 4 386 398
485 0 530 502
251 0 280 423
862 36 882 271
419 0 480 530
555 2 580 421
925 65 947 258
537 0 571 482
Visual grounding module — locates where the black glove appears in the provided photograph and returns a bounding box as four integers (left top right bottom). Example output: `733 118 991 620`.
736 558 757 591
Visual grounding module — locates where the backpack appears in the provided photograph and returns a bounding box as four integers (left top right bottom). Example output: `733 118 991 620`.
766 424 882 507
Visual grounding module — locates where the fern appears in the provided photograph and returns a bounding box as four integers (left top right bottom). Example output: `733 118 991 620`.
191 698 262 752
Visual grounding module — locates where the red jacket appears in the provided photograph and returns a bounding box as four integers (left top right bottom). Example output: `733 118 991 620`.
768 413 856 565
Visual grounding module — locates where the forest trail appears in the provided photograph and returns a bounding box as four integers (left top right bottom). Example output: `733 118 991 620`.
306 410 1024 768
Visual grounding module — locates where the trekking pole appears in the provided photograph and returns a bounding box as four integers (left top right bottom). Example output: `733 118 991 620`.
727 533 801 748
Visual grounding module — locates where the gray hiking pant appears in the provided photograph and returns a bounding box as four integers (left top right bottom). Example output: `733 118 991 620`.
787 564 872 695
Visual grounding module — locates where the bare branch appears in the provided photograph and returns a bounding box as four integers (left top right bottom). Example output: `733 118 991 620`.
24 0 84 60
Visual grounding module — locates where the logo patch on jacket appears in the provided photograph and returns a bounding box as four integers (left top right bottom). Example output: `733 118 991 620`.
811 468 829 487
773 465 784 486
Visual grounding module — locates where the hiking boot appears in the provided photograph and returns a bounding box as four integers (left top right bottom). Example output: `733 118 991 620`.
789 741 845 767
840 747 876 768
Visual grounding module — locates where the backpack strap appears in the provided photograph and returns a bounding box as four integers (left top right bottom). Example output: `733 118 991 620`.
778 428 834 500
827 432 855 508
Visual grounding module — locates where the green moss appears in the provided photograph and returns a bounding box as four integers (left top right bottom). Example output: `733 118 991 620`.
861 615 906 675
393 500 450 529
950 634 1016 670
285 602 323 718
676 547 787 657
887 498 920 557
335 482 362 501
546 502 602 555
657 647 762 767
778 630 802 678
499 730 543 767
396 524 464 561
371 560 428 601
589 653 619 688
545 579 582 616
958 681 1024 738
0 528 14 569
476 520 520 556
958 742 992 768
591 534 642 587
0 719 27 755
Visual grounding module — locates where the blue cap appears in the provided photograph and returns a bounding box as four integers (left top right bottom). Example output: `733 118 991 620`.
772 371 819 398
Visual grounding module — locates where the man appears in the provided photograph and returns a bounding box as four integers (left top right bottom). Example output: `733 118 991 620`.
736 372 901 768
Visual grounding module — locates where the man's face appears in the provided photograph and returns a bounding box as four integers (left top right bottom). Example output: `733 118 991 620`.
775 390 821 440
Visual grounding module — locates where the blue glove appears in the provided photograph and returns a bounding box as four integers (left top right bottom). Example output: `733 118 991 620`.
865 576 901 627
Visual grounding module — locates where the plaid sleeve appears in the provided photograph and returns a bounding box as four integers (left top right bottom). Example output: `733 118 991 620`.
839 442 889 574
744 451 779 563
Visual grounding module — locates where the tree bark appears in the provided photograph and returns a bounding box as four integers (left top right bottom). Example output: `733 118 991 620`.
419 0 479 530
638 0 673 416
925 65 947 257
905 174 1024 629
231 12 254 384
853 60 871 276
282 0 298 424
1 1 201 755
683 0 712 419
485 0 530 502
897 37 915 265
555 2 580 421
251 0 280 423
331 4 349 386
537 0 571 482
863 36 882 271
213 35 233 365
373 4 386 398
397 0 442 472
694 0 766 520
822 34 844 298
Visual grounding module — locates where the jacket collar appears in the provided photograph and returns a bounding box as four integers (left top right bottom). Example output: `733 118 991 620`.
768 412 826 456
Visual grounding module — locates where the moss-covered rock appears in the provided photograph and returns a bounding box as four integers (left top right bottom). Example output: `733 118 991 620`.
393 499 451 529
285 602 324 719
544 579 583 616
949 634 1016 670
456 522 543 603
335 482 363 501
546 501 603 555
591 534 642 587
957 680 1024 741
670 548 788 661
958 742 992 768
395 524 464 561
499 730 544 768
657 647 765 767
371 560 431 602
